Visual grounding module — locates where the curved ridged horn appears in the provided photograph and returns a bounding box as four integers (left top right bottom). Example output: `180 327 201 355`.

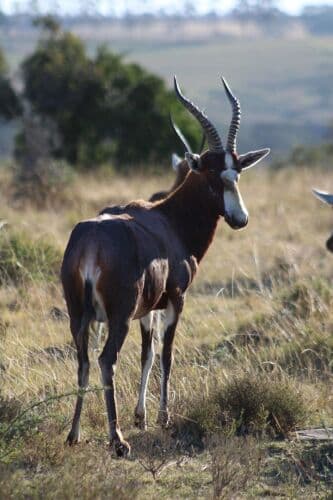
221 77 241 153
174 76 224 153
169 114 192 153
170 114 206 155
312 189 333 205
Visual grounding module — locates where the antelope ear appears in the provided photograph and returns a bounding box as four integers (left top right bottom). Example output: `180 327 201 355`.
185 152 202 173
239 148 270 171
171 153 182 171
312 189 333 205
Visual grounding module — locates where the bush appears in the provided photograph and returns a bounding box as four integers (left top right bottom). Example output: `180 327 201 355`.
216 373 307 437
0 227 61 285
177 372 307 444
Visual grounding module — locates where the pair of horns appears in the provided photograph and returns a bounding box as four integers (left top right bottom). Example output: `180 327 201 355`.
174 76 241 154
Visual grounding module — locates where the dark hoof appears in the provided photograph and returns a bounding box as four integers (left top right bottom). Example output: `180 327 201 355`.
66 431 79 446
157 410 170 428
134 413 147 430
114 440 131 458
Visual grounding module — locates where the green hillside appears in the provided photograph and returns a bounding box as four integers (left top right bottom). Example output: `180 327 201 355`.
119 36 333 156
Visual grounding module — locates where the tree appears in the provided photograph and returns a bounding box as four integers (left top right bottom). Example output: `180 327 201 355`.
20 18 200 168
21 22 105 164
0 47 22 120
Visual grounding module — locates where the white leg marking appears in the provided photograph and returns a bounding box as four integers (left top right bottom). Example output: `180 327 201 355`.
152 310 161 343
159 301 175 343
140 311 153 331
136 340 155 417
135 312 156 422
91 321 105 351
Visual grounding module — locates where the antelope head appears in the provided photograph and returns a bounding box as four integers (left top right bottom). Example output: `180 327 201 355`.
312 189 333 252
174 76 270 229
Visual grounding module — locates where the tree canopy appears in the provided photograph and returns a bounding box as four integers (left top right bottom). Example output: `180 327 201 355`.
20 17 200 168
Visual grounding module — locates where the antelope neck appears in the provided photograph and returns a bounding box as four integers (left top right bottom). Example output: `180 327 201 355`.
157 172 220 262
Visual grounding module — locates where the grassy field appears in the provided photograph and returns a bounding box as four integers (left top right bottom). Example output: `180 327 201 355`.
0 162 332 498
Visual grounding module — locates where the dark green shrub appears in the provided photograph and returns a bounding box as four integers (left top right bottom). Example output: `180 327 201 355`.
20 18 200 168
176 372 307 444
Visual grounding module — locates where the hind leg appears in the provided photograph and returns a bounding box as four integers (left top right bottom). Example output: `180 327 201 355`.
134 311 159 429
66 316 90 445
99 316 131 457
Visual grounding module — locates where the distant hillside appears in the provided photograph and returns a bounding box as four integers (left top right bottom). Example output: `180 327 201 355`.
1 14 333 159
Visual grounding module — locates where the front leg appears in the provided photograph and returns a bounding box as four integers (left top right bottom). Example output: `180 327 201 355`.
158 299 181 427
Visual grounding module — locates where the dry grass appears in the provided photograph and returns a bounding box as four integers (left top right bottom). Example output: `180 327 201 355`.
0 163 332 498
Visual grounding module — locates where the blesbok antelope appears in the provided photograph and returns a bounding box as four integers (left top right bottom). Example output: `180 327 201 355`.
313 189 333 251
91 124 201 349
61 76 270 456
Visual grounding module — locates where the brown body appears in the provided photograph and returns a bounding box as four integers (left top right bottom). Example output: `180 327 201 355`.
62 77 270 456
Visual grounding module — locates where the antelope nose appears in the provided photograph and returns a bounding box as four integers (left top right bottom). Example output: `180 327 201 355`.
326 235 333 253
225 213 248 230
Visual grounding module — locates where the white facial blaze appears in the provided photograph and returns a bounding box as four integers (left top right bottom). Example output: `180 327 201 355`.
221 167 248 227
225 152 234 170
221 167 239 186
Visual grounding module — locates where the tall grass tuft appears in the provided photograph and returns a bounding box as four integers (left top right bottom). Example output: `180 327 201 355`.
0 227 61 285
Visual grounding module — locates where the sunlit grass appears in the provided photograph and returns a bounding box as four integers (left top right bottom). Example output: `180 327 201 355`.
0 164 332 497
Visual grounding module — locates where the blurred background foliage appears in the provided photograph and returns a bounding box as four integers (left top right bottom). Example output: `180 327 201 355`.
15 17 200 169
0 2 333 184
0 48 21 121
